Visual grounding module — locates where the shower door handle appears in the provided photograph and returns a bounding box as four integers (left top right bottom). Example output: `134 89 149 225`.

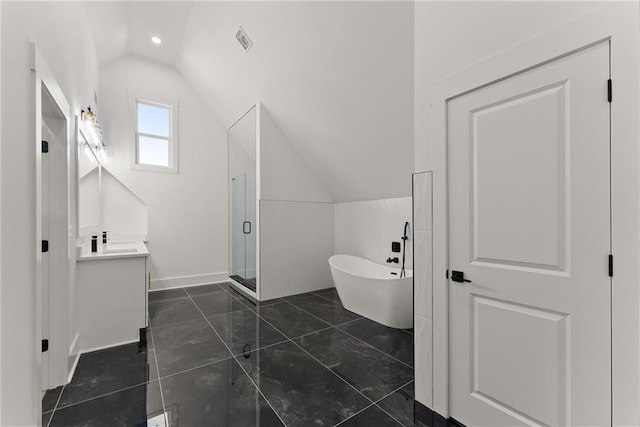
243 221 251 234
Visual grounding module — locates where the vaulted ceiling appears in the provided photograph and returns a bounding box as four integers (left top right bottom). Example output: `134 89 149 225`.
85 1 415 202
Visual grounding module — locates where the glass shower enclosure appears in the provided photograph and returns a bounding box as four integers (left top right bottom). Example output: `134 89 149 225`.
228 106 258 294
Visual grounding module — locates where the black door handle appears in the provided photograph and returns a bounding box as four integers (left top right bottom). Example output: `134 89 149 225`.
243 221 251 234
451 270 471 283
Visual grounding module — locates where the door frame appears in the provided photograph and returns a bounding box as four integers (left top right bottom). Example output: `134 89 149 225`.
429 3 640 424
32 43 71 395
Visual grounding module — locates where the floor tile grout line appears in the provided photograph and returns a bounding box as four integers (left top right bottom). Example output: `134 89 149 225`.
285 296 363 327
158 286 412 426
369 379 415 426
279 299 337 328
45 383 65 427
53 379 161 412
155 352 251 382
246 305 335 339
332 316 365 328
148 325 169 427
335 325 414 370
331 402 377 427
184 291 290 427
314 292 343 305
372 404 406 427
293 290 413 336
49 333 163 421
149 306 249 330
200 309 299 355
280 298 413 370
332 379 412 427
371 379 414 406
282 298 415 370
249 304 378 410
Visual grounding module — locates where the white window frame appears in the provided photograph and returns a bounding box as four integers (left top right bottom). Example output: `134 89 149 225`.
130 97 179 173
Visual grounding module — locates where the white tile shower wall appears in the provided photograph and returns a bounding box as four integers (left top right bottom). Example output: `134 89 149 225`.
413 172 432 232
334 197 413 269
415 316 433 406
414 230 433 319
413 171 433 409
260 200 334 300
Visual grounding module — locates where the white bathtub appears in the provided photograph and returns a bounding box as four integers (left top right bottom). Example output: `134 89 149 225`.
328 255 413 329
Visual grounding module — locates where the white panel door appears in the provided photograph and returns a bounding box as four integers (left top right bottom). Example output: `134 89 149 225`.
448 42 610 427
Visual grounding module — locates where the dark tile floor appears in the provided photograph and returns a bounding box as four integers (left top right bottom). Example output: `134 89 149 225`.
42 282 442 427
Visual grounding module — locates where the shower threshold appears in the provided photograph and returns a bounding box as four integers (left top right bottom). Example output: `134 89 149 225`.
229 275 257 292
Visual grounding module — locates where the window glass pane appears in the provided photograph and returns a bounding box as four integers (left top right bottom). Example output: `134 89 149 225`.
138 135 169 166
137 102 170 137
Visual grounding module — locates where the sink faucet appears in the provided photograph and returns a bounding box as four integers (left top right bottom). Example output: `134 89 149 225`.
386 257 399 264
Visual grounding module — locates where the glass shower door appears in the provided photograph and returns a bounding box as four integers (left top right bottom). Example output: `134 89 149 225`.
244 171 257 290
228 104 257 294
230 171 256 291
231 174 246 280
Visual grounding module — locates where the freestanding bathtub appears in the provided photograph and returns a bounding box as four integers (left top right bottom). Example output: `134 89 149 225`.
328 255 413 329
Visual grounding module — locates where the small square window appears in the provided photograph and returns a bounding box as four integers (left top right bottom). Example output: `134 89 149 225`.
131 99 178 173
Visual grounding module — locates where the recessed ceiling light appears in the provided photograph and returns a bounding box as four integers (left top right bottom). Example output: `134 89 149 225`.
151 36 162 45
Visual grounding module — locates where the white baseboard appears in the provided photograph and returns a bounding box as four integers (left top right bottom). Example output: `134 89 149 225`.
150 272 229 291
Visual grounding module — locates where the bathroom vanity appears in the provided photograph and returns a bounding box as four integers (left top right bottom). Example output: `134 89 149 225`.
77 241 149 352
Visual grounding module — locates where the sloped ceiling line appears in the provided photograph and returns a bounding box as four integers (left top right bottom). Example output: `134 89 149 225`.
87 1 415 202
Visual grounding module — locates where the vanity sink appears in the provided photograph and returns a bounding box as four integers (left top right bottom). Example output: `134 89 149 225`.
78 240 149 260
103 247 138 254
103 242 139 254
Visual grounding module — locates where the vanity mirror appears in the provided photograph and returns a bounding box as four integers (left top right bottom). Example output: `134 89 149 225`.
77 116 102 233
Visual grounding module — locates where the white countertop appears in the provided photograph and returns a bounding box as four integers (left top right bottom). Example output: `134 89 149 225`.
77 240 149 261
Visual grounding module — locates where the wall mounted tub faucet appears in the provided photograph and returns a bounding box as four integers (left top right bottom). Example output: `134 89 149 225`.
386 257 399 264
400 221 409 278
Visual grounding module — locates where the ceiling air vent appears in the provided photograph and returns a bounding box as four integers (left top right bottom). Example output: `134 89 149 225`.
235 27 252 52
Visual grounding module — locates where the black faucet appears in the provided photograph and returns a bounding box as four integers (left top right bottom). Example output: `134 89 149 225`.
386 257 399 264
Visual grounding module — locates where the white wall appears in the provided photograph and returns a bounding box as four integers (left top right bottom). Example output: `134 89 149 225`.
414 1 605 172
100 168 148 238
78 167 101 233
259 106 332 203
179 1 414 202
99 56 229 290
258 104 334 299
260 200 334 300
334 197 412 270
1 2 98 424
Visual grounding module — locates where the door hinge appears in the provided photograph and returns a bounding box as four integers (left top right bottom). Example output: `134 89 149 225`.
41 140 49 153
607 79 612 103
42 339 49 352
42 240 49 253
446 269 449 279
608 254 613 277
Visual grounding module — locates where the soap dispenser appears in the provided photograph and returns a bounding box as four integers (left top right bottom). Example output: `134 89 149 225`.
91 235 98 253
102 231 108 244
